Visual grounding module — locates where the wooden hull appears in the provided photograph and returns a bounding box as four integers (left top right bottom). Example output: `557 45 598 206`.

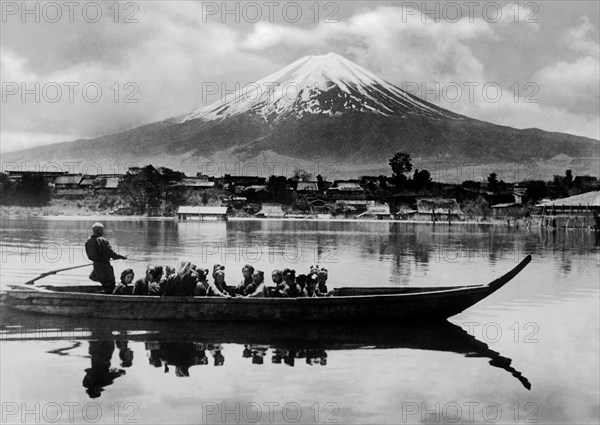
2 255 532 322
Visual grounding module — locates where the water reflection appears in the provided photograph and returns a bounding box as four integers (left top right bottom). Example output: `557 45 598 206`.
145 341 223 375
1 312 532 395
83 339 126 398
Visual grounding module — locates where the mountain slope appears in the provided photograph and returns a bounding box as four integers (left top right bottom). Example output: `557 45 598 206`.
3 53 598 179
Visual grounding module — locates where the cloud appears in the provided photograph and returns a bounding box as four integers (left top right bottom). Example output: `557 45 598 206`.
566 15 600 58
531 16 599 117
0 3 277 153
240 5 494 85
497 2 540 28
534 56 599 116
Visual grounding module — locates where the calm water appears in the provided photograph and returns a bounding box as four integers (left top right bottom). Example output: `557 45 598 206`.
1 218 598 424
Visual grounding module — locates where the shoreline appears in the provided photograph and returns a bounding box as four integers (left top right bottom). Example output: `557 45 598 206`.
0 210 533 227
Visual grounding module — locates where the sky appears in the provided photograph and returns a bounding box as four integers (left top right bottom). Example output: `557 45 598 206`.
1 0 599 154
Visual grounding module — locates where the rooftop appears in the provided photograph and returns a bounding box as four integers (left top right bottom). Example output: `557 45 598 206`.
537 191 600 207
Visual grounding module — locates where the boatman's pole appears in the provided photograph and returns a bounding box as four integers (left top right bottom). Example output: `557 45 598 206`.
23 263 94 285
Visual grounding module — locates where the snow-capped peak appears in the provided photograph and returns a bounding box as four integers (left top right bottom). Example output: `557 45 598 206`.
181 52 456 122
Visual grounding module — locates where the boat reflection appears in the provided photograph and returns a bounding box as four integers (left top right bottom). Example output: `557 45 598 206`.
1 312 531 395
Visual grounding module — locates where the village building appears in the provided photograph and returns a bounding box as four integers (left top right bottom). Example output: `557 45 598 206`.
222 196 248 209
86 175 122 192
415 198 464 222
356 203 392 219
179 177 215 190
326 180 365 199
296 181 321 196
308 199 331 215
235 185 268 195
335 200 371 216
572 176 600 191
215 175 267 190
79 177 97 189
177 206 229 221
255 204 286 218
491 203 523 218
5 170 67 185
491 189 526 218
394 204 418 220
54 174 84 189
536 191 600 229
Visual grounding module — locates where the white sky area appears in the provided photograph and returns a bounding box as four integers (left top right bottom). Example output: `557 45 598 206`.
1 0 599 153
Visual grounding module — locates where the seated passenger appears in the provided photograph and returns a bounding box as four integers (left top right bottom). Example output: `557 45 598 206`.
245 270 268 297
161 260 197 297
235 264 255 296
296 274 308 294
113 269 134 295
317 268 331 296
148 266 164 296
270 270 285 297
164 266 175 278
194 268 211 296
276 268 292 296
133 265 163 296
305 273 319 297
212 264 225 278
211 270 230 297
281 270 303 298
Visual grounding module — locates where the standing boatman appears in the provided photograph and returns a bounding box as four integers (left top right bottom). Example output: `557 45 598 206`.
85 222 127 294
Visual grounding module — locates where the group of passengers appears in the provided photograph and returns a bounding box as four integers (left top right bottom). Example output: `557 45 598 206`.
112 261 331 298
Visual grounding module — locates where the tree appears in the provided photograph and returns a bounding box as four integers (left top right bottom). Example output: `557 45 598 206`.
461 180 481 191
119 165 185 215
316 174 326 192
389 152 412 186
378 175 388 190
293 168 312 181
267 175 292 203
565 169 573 186
487 173 498 192
0 172 51 206
462 196 490 220
413 169 432 189
0 173 13 205
524 180 547 203
551 174 569 198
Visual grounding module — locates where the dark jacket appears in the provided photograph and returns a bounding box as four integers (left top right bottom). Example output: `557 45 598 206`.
162 274 197 297
113 284 133 295
85 235 125 265
132 278 149 296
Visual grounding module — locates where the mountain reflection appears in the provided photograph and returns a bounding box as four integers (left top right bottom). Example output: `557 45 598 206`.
1 313 532 396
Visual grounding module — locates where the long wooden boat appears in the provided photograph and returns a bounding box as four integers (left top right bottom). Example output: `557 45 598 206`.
1 255 532 322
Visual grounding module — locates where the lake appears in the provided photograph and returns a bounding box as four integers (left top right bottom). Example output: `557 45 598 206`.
1 218 599 424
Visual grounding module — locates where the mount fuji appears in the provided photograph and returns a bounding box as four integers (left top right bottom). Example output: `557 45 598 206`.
182 53 460 122
3 53 598 180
